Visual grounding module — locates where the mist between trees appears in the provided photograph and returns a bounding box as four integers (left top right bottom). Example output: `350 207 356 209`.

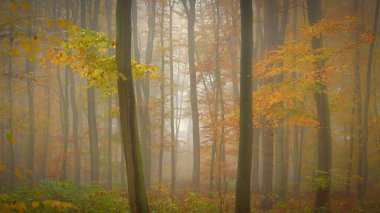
0 0 380 212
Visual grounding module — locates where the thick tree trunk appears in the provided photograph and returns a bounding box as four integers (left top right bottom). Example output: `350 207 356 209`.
235 0 253 212
116 0 149 212
307 0 333 211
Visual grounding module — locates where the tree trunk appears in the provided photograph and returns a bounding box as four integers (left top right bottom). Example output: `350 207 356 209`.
214 0 225 195
261 0 279 209
106 0 114 189
169 0 176 195
235 0 253 212
307 0 333 211
182 0 201 193
276 0 289 201
140 0 156 189
158 2 165 184
6 23 15 188
87 0 100 182
293 126 300 195
251 0 262 193
345 0 359 196
359 0 380 201
284 128 290 194
116 0 149 212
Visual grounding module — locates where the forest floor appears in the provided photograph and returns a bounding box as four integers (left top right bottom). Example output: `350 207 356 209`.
1 181 380 212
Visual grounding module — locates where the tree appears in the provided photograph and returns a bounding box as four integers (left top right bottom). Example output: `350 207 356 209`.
307 0 333 211
158 0 165 184
235 0 253 212
105 0 114 189
181 0 201 193
25 0 36 185
88 0 100 182
169 0 176 195
260 0 279 209
358 0 380 201
116 0 149 212
141 0 157 189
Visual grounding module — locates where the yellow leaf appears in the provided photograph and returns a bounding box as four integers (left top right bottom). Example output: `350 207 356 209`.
10 49 20 56
15 169 24 180
10 2 17 12
7 17 15 24
10 202 26 213
21 2 30 10
0 193 8 201
31 202 39 208
0 164 5 172
150 73 157 80
57 20 71 28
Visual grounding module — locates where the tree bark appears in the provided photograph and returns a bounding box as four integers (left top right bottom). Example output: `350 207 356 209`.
159 2 165 184
106 0 114 189
358 0 380 201
261 0 279 209
141 0 156 189
87 0 100 183
6 23 15 188
181 0 201 193
169 0 176 195
307 0 333 211
235 0 253 212
116 0 150 212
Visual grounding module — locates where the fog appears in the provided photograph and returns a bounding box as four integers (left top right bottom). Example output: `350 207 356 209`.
0 0 380 212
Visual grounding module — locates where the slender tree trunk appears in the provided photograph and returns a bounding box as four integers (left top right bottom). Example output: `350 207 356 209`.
141 0 156 189
158 2 165 184
169 0 176 195
230 0 240 108
116 0 149 212
87 0 100 182
6 23 15 188
284 128 290 194
276 0 289 201
26 54 35 185
345 0 360 195
276 128 285 199
235 0 253 211
182 0 201 193
251 0 262 193
106 95 113 188
214 0 225 195
105 0 114 189
40 64 51 181
293 126 300 195
359 0 380 201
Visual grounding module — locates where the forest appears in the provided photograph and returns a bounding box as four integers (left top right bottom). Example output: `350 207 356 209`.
0 0 380 212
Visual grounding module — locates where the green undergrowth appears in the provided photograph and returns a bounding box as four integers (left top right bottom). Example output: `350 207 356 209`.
1 181 380 212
